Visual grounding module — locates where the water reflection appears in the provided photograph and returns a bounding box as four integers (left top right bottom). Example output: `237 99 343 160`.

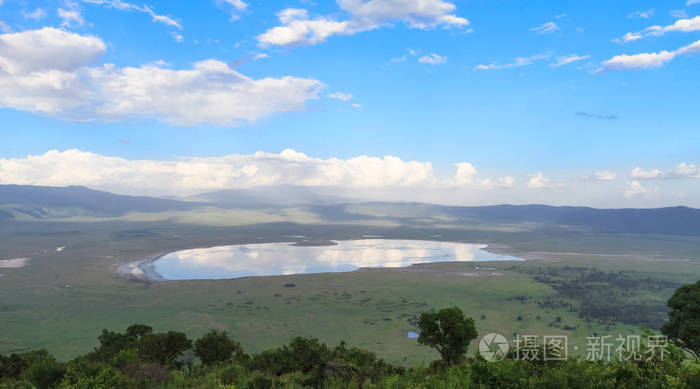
153 239 523 280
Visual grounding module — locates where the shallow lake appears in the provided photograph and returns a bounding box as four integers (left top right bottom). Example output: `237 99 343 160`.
151 239 523 280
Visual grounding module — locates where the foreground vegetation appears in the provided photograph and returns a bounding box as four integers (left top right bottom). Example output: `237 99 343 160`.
2 325 699 388
3 280 700 388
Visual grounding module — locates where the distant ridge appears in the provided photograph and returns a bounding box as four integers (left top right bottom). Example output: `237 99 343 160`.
441 203 700 235
1 185 699 235
311 202 700 236
0 185 202 217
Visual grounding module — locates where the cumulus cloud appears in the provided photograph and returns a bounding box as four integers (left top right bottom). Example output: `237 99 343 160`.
328 92 353 101
597 39 700 71
81 0 182 29
550 54 590 67
475 53 550 71
0 149 522 195
622 180 654 198
0 28 323 126
526 172 564 189
631 163 700 179
531 22 559 34
614 16 700 43
257 0 469 47
418 53 446 65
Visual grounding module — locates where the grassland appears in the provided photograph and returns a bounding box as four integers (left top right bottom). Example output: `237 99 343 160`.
1 219 699 366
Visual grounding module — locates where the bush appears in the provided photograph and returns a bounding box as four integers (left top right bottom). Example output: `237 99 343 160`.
194 330 243 366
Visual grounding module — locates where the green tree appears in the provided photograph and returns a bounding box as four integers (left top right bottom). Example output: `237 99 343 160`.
194 330 243 366
662 280 700 353
125 324 153 340
139 331 192 368
417 307 478 366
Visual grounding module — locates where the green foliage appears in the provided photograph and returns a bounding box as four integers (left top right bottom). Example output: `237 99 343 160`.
24 358 65 388
125 324 153 339
662 280 700 353
3 299 700 389
138 331 192 368
194 330 244 366
417 307 478 366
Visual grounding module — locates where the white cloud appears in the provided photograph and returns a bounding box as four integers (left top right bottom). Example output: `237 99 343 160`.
81 0 182 29
631 163 700 179
216 0 248 20
0 27 106 74
252 53 269 60
497 176 515 188
143 5 181 29
0 149 437 193
390 48 419 63
220 0 248 11
531 22 559 34
550 54 590 67
670 10 688 19
0 21 11 33
593 171 616 181
526 172 564 189
171 32 183 43
418 53 446 65
451 162 477 186
0 28 323 126
257 9 349 47
58 6 85 27
615 16 700 43
688 0 700 6
475 53 550 71
628 9 654 19
622 180 654 198
328 92 354 101
22 8 47 20
351 103 361 108
257 0 469 47
598 39 700 71
630 167 664 179
0 149 524 196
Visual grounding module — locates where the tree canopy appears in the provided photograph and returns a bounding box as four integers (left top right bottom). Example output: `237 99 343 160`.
417 306 478 365
662 280 700 353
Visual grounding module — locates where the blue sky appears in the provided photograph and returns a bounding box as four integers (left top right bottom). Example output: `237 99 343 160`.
0 0 698 207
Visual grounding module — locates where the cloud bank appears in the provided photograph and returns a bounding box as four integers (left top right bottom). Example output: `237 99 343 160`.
0 149 518 197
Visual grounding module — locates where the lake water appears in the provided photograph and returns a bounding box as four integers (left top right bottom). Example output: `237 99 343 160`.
151 239 523 280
